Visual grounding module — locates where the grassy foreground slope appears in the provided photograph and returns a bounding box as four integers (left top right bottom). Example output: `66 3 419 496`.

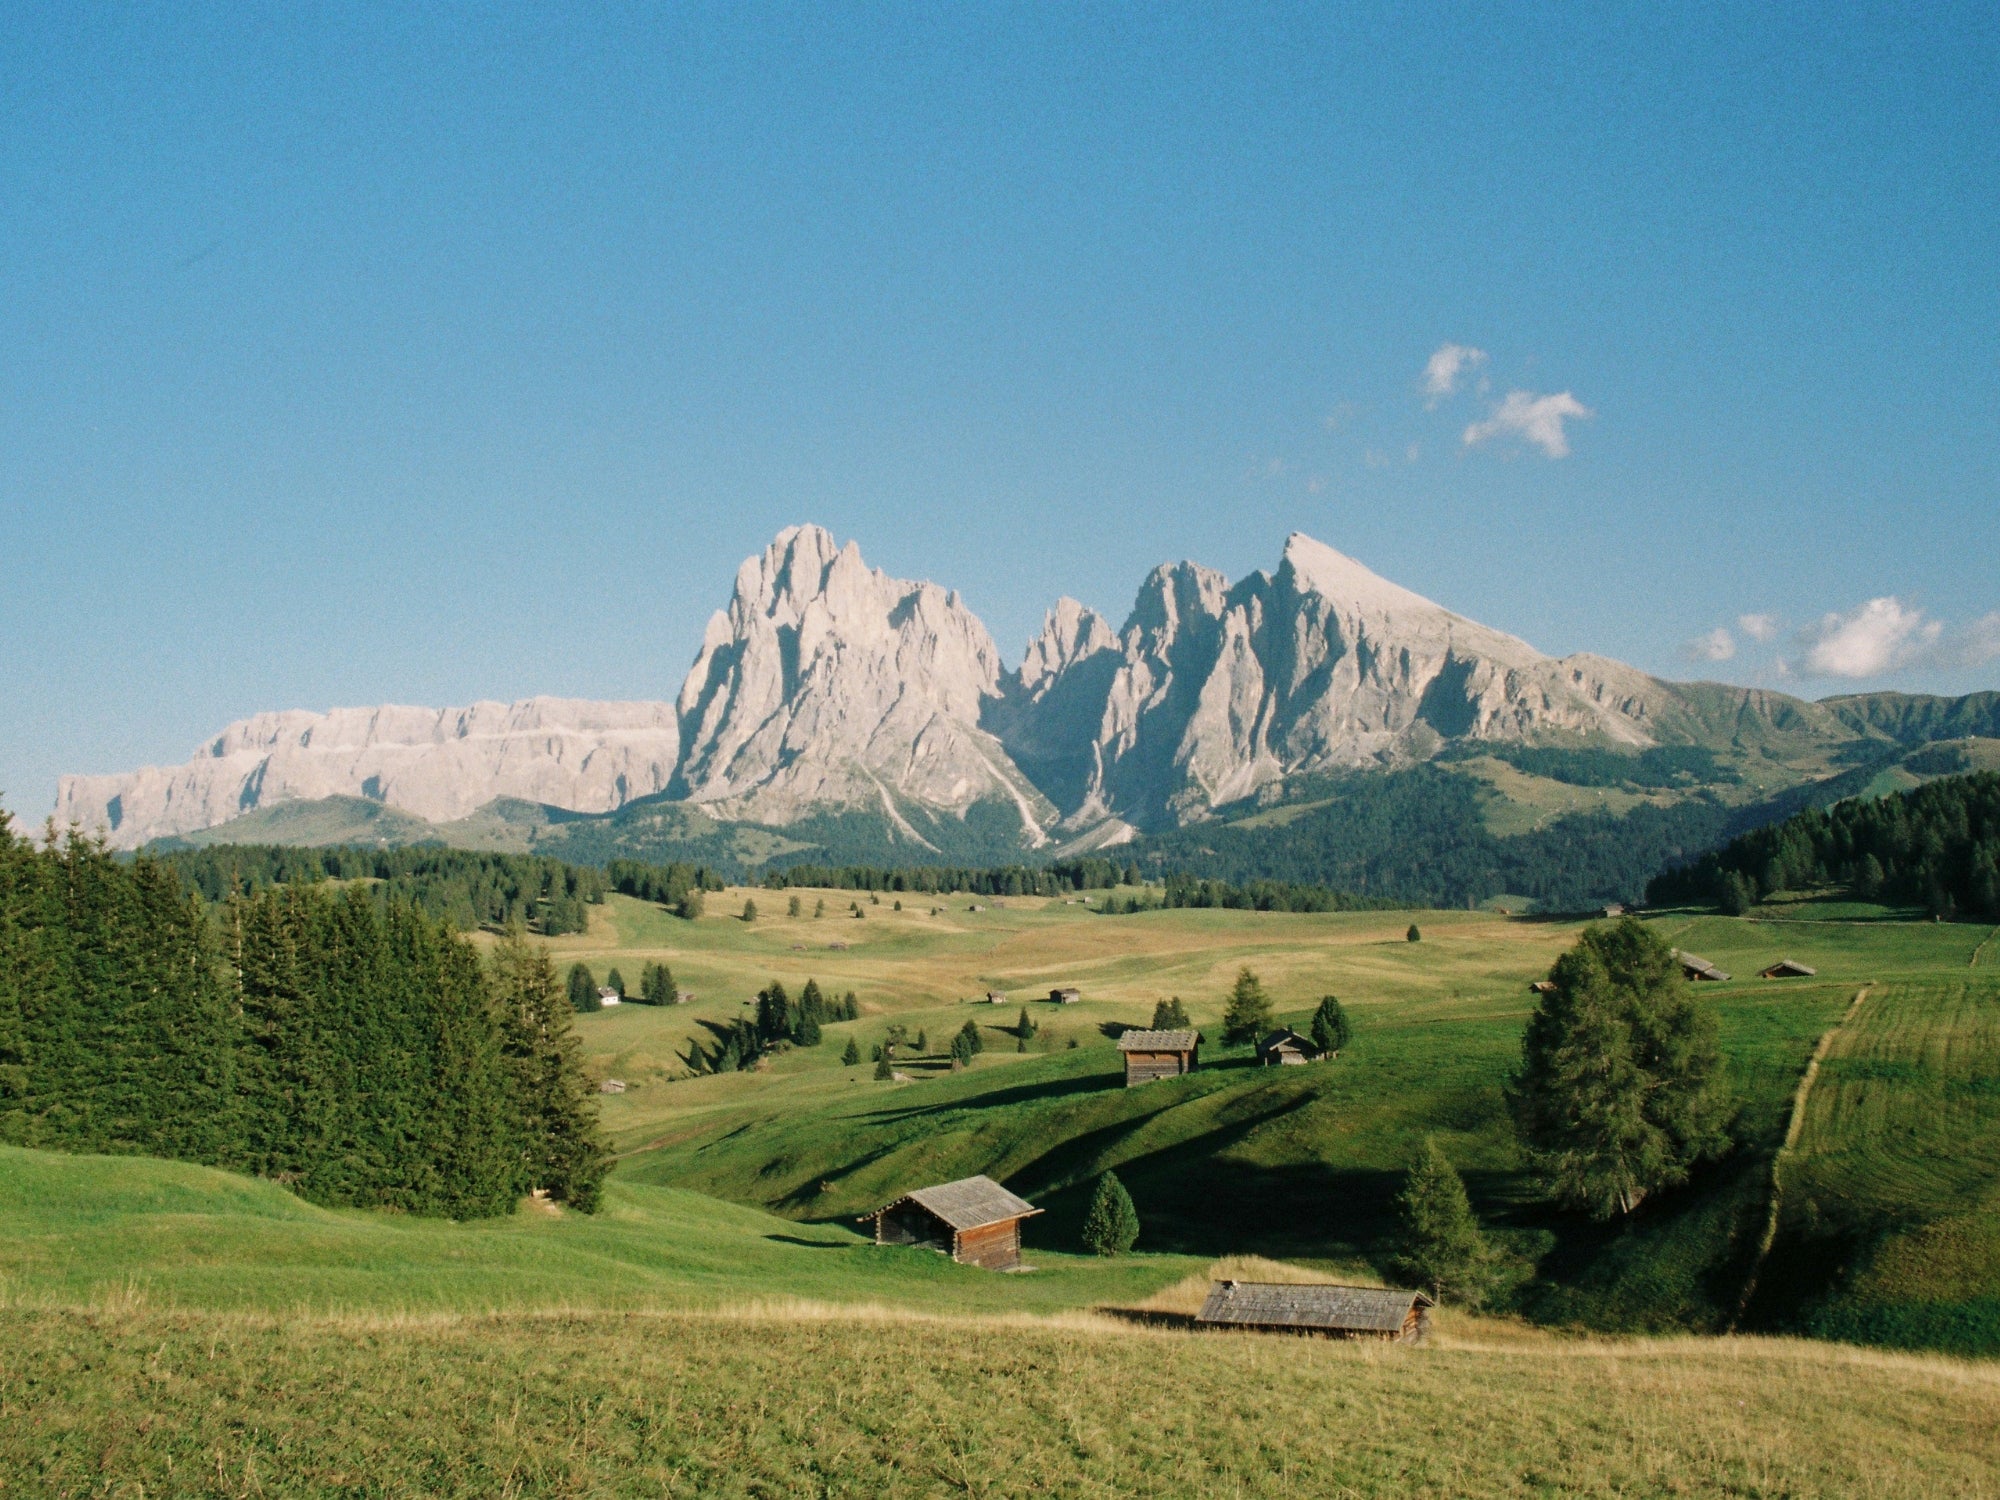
4 1152 1999 1497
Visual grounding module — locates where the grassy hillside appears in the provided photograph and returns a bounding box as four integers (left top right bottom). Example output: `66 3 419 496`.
526 891 2000 1344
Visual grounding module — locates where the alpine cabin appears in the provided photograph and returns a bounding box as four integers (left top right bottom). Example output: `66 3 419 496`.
1255 1028 1319 1066
1049 987 1082 1004
1760 959 1817 979
860 1175 1041 1270
1116 1028 1200 1086
1195 1280 1433 1342
1673 949 1731 982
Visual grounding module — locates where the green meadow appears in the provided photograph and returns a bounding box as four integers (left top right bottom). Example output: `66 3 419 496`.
7 891 1999 1495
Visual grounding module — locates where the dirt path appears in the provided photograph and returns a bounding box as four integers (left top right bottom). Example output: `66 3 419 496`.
1734 985 1871 1325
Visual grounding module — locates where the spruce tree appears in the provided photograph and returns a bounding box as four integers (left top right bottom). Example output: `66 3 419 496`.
1392 1138 1491 1304
915 1028 927 1052
1015 1006 1036 1039
1310 995 1351 1056
1150 996 1190 1030
1508 918 1728 1218
606 967 626 999
958 1018 984 1055
567 962 599 1012
844 992 860 1020
1221 967 1274 1043
873 1052 894 1080
1407 923 1422 943
491 927 609 1212
842 1037 861 1066
1081 1172 1139 1255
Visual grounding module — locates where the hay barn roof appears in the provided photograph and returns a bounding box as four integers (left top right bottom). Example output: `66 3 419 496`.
1672 949 1732 982
1761 959 1817 978
868 1175 1040 1231
1116 1028 1200 1052
1257 1028 1315 1052
1196 1280 1431 1332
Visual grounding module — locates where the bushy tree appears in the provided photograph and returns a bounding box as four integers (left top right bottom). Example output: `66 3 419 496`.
1310 995 1350 1056
1508 918 1729 1218
957 1018 984 1055
1392 1138 1490 1304
873 1052 894 1081
566 962 599 1013
741 898 758 923
676 889 705 920
1150 996 1191 1030
1406 923 1422 943
1081 1172 1140 1255
1221 967 1274 1043
640 961 676 1006
788 894 803 918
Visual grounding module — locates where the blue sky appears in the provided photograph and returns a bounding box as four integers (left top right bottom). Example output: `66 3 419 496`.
4 4 1997 818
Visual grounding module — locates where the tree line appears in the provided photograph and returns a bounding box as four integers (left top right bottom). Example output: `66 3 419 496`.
753 859 1141 896
684 978 859 1074
159 844 609 935
1647 770 2000 919
2 820 605 1218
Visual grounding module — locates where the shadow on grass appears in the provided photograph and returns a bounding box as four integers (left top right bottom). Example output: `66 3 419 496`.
762 1233 856 1250
857 1069 1118 1123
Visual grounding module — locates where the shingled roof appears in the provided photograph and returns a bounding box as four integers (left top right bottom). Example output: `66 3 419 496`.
1196 1280 1432 1333
1672 949 1732 982
869 1175 1040 1231
1116 1028 1200 1052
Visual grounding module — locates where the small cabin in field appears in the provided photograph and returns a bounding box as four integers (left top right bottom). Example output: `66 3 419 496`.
596 987 622 1007
1050 987 1082 1004
1672 949 1731 982
860 1175 1042 1271
1760 959 1817 979
985 990 1009 1005
1528 979 1558 996
1256 1028 1319 1066
1195 1280 1433 1342
1116 1028 1200 1086
1602 903 1627 919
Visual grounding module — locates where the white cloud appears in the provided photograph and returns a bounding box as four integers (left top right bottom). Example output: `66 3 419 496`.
1798 597 1943 678
1684 627 1736 663
1423 343 1487 406
1462 390 1593 459
1737 612 1779 643
1953 612 2000 667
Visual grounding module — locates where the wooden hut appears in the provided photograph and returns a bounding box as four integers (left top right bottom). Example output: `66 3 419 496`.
1049 986 1082 1004
985 989 1009 1005
1255 1028 1319 1066
860 1175 1041 1270
1528 979 1558 995
1195 1280 1433 1342
1672 949 1731 982
1116 1028 1200 1086
1760 959 1817 979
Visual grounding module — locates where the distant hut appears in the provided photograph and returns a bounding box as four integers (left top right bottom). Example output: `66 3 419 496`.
1602 903 1627 919
1116 1028 1200 1086
1196 1280 1433 1342
1759 959 1817 979
596 986 622 1007
1672 949 1731 982
860 1175 1042 1271
985 990 1009 1005
1256 1028 1319 1066
1528 979 1558 996
1049 986 1082 1004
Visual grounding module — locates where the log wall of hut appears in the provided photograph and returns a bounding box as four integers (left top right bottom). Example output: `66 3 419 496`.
875 1204 950 1252
953 1219 1024 1271
1123 1050 1194 1086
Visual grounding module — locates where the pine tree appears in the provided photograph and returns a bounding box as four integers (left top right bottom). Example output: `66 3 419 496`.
491 932 609 1213
1081 1172 1139 1255
1406 923 1422 943
797 1011 822 1047
842 1037 861 1065
958 1018 984 1055
605 967 626 999
1015 1006 1036 1039
1150 996 1190 1030
1310 995 1351 1056
844 992 860 1020
950 1031 973 1067
915 1028 927 1052
873 1052 894 1080
756 982 791 1044
1221 967 1274 1043
1508 918 1728 1218
1392 1138 1491 1304
567 962 599 1012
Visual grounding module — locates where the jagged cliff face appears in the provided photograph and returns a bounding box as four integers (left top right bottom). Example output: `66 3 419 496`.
994 533 1679 828
55 698 680 849
672 525 1055 845
57 525 1916 853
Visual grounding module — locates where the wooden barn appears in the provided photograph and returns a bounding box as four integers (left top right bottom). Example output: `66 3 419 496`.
1760 959 1817 979
860 1175 1041 1270
1116 1028 1200 1086
1672 949 1731 982
985 989 1009 1005
1528 979 1558 995
1049 986 1082 1004
1195 1280 1433 1342
1255 1028 1319 1066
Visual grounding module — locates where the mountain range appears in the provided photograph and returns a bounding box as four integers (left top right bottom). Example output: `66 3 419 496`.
54 526 2000 899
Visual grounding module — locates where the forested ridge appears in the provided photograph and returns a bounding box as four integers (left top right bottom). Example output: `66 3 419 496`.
1649 771 2000 918
2 818 606 1218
